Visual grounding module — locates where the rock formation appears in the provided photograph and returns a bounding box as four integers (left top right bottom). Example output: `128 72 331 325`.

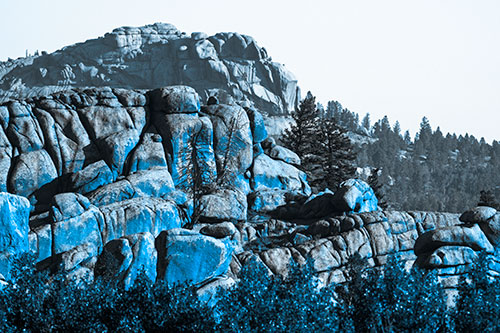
0 85 311 290
0 23 497 297
0 23 300 116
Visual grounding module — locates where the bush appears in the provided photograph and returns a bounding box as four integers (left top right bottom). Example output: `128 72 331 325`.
337 254 447 332
215 258 347 332
1 252 500 331
453 251 500 332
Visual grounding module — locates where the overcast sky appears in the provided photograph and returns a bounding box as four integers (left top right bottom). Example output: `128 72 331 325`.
1 0 499 141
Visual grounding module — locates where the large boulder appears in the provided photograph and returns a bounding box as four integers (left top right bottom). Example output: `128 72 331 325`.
414 224 494 256
69 160 114 194
0 193 31 278
331 179 378 213
95 232 157 289
460 206 497 224
156 228 234 285
198 189 247 222
149 86 201 114
251 154 310 196
477 213 500 247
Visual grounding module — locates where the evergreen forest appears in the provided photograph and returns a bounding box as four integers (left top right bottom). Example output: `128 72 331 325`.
301 96 500 213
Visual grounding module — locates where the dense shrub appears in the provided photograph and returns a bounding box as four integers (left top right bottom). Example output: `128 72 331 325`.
0 253 499 331
452 251 500 332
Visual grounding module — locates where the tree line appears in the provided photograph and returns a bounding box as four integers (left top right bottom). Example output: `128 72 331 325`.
283 92 500 213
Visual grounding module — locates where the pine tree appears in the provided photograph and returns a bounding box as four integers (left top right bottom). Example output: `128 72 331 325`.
361 113 371 133
282 92 356 192
281 91 319 158
314 119 356 190
478 189 499 209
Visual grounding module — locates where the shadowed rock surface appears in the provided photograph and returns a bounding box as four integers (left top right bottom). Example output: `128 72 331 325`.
0 23 300 116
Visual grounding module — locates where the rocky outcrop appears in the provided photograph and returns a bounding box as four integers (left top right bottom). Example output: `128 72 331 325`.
0 85 309 287
1 81 494 295
413 206 500 290
0 23 300 116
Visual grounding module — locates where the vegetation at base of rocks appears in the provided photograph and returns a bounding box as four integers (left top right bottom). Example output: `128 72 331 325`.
1 253 500 332
281 91 356 192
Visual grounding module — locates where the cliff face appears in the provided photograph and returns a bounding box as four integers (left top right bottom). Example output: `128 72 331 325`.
0 23 300 116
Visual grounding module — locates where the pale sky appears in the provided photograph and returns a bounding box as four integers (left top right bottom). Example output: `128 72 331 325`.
1 0 499 141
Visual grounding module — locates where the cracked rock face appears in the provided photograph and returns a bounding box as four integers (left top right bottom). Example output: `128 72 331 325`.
0 85 311 288
0 23 300 116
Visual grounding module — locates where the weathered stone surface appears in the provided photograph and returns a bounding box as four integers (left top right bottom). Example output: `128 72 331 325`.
51 205 103 255
245 107 267 143
87 167 175 207
248 189 288 213
268 145 300 166
99 197 182 243
149 86 200 114
0 193 30 278
69 160 114 194
460 206 497 224
200 222 237 239
478 213 500 247
99 129 141 177
414 224 494 256
153 112 215 189
420 245 478 268
199 189 247 222
156 228 234 285
251 154 310 196
331 179 378 213
128 132 167 174
202 104 253 181
50 192 91 222
8 149 58 205
95 232 157 288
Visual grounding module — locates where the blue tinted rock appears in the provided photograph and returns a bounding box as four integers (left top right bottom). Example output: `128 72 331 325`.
99 129 140 178
149 86 200 114
269 145 300 166
0 193 30 277
331 179 379 213
70 160 114 195
202 104 253 183
31 224 52 262
154 112 201 189
245 107 267 143
8 149 58 206
414 224 494 256
199 189 247 222
460 206 497 224
99 197 182 243
95 232 157 289
128 132 167 174
196 117 217 186
127 167 175 199
251 154 311 196
50 192 91 222
51 205 104 255
248 189 288 213
88 179 136 207
156 228 234 285
6 101 44 153
200 222 237 239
